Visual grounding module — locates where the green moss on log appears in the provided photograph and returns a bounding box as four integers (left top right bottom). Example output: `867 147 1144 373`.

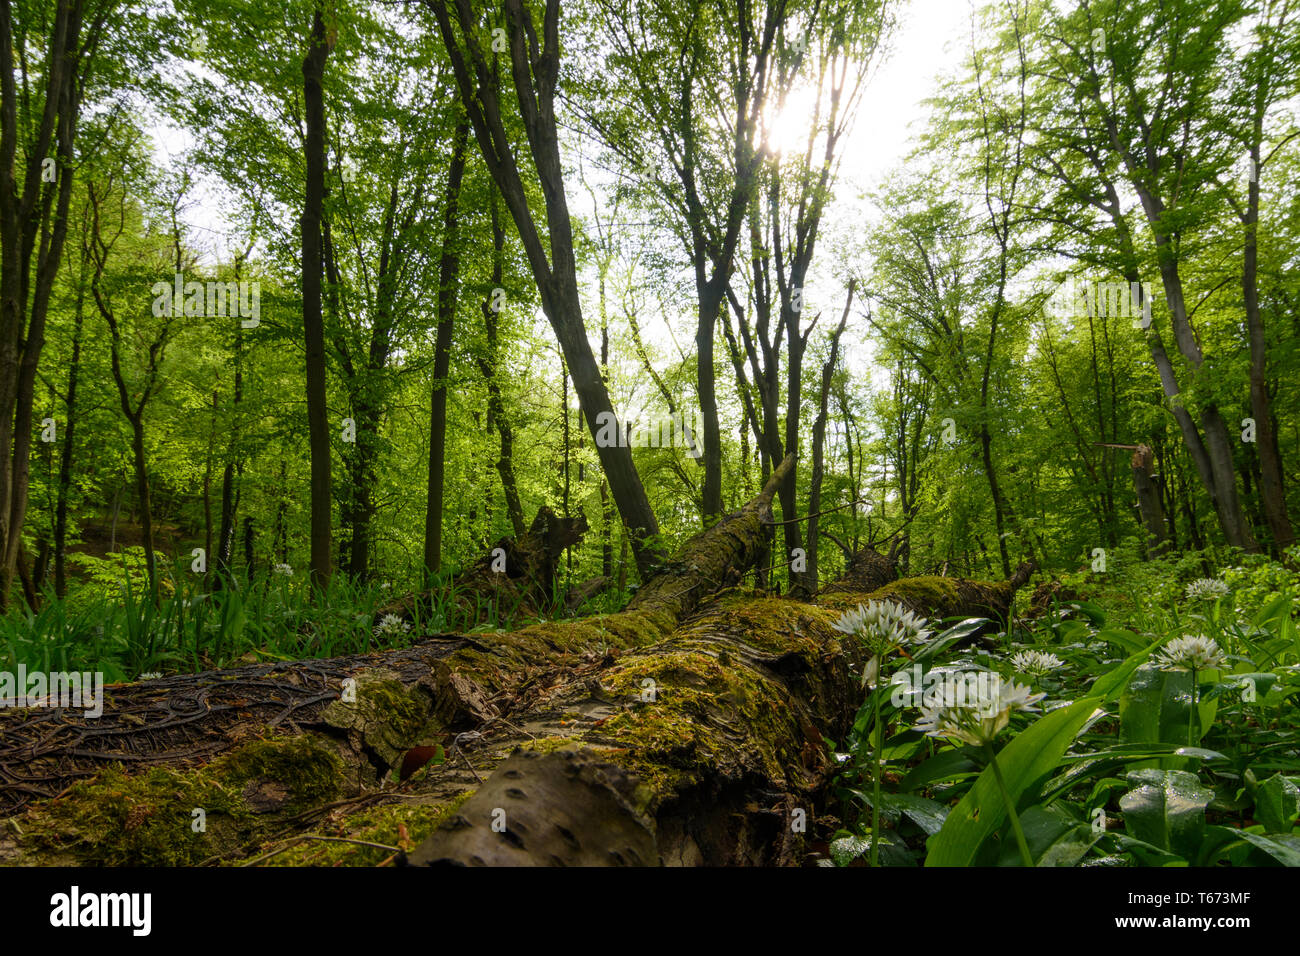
14 736 342 866
268 791 475 866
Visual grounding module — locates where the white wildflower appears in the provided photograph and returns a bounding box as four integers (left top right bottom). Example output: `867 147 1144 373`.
1010 649 1064 678
833 599 931 652
374 612 411 637
914 676 1045 746
1184 578 1229 602
1155 635 1226 672
272 563 294 577
835 599 932 688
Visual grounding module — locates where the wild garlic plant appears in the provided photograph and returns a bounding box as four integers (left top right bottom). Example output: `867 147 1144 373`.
833 599 932 865
1155 635 1227 746
914 676 1046 866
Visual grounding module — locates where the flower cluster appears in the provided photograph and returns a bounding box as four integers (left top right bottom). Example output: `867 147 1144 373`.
272 563 293 577
914 677 1046 746
833 599 931 687
1155 635 1226 672
1184 577 1229 602
374 613 411 637
1010 649 1064 678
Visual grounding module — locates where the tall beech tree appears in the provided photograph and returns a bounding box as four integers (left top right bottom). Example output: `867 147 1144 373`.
301 3 334 589
420 0 663 578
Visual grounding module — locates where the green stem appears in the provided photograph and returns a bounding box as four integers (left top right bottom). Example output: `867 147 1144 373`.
1188 667 1197 747
985 741 1033 867
870 681 883 867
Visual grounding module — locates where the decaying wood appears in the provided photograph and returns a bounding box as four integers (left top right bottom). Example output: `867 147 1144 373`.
0 455 1035 866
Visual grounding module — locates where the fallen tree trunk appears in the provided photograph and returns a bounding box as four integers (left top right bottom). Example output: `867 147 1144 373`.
404 563 1037 866
0 456 1035 865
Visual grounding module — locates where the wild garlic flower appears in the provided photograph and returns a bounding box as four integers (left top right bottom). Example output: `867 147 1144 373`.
1155 635 1226 672
1010 650 1064 678
834 599 932 688
374 613 411 637
1184 578 1229 602
272 563 294 577
914 676 1045 746
833 599 931 651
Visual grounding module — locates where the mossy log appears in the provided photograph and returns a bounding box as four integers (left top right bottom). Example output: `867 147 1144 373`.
0 459 1033 866
404 563 1036 867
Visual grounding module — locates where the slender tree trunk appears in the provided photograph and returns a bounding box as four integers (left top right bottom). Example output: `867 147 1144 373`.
1243 131 1293 551
52 268 85 599
203 390 217 576
216 311 244 584
425 0 662 577
424 120 469 579
128 418 157 604
697 285 725 523
0 0 86 607
302 4 334 591
805 282 853 596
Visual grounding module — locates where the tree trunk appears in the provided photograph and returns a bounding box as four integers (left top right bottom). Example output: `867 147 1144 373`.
302 4 334 591
0 448 1034 867
1243 132 1293 551
1130 444 1169 555
0 0 86 608
128 418 157 604
52 280 85 599
804 282 854 596
423 0 663 578
423 119 470 579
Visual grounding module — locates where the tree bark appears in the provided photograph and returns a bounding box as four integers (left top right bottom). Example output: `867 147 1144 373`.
0 451 1035 867
422 120 470 579
302 4 334 590
423 0 662 577
0 0 88 607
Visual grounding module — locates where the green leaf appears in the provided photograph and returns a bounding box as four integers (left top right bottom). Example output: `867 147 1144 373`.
898 747 979 791
1118 769 1213 855
1253 773 1300 834
1096 627 1147 654
829 832 872 866
881 793 949 836
1118 665 1217 759
996 804 1100 867
1205 828 1300 867
925 642 1154 867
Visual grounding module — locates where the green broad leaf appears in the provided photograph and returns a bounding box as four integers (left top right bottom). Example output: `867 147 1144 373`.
1253 593 1294 633
881 793 949 836
829 833 871 867
995 804 1100 867
913 618 990 662
1118 665 1217 760
1107 832 1190 866
1253 773 1300 834
925 643 1154 867
1118 769 1213 856
1096 627 1147 654
898 747 979 791
1204 827 1300 867
1067 601 1108 627
1042 744 1226 803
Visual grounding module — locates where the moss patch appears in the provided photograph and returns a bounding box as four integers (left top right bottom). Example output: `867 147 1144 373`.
267 791 475 866
322 670 438 770
16 736 345 866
